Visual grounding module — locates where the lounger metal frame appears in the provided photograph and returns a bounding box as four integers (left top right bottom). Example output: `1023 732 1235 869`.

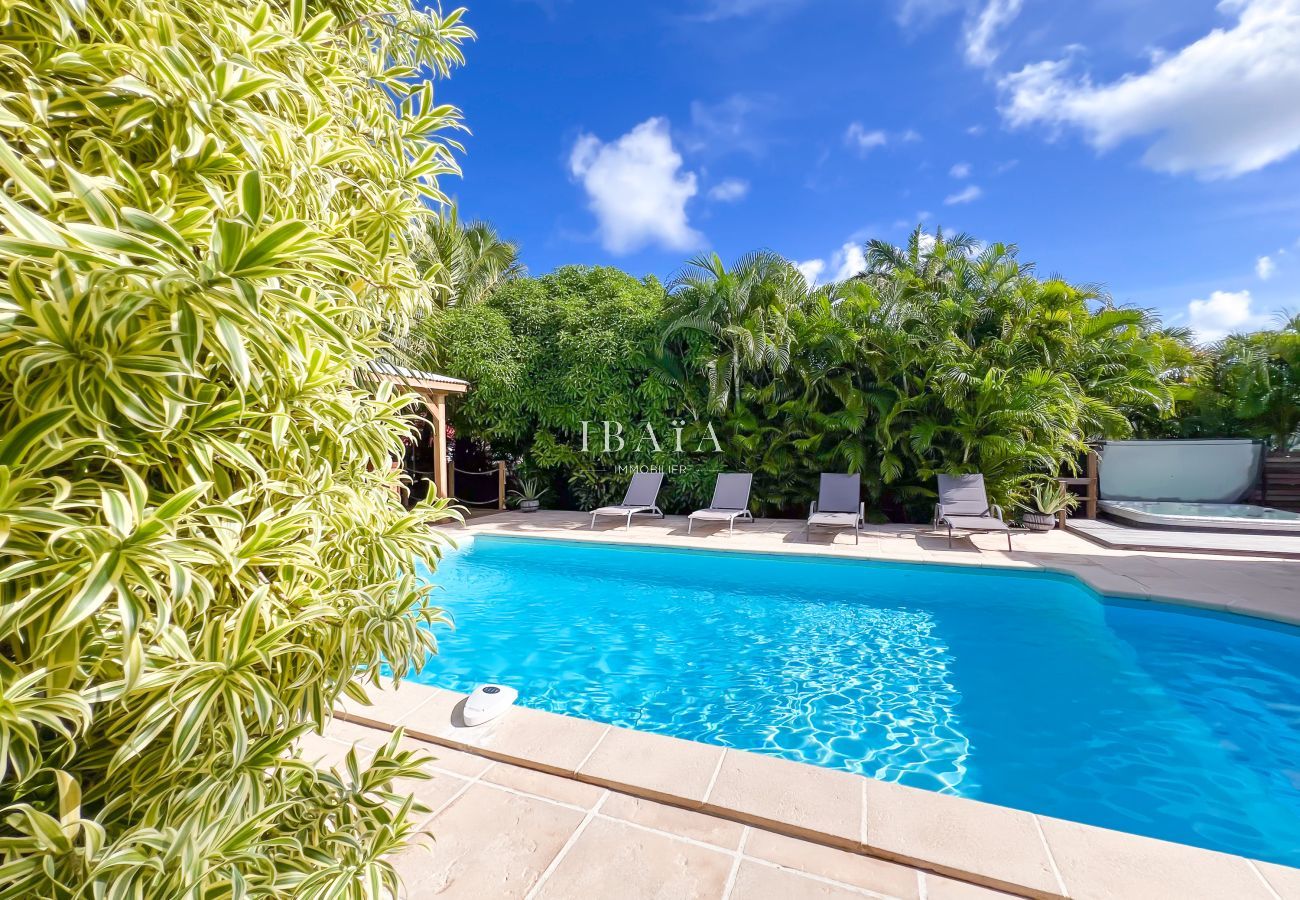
589 503 665 531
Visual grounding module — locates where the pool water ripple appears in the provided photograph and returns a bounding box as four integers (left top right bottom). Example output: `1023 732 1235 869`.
412 536 1300 867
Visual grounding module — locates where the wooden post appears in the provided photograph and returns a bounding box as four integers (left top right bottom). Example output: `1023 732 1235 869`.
423 394 448 499
497 461 506 510
1085 450 1098 519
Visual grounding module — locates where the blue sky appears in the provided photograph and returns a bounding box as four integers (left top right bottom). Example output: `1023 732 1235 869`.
439 0 1300 341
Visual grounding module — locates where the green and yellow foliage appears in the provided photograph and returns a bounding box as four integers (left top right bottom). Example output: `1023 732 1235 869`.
0 0 469 895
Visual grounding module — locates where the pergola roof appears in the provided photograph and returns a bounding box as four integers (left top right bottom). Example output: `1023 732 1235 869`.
368 360 469 395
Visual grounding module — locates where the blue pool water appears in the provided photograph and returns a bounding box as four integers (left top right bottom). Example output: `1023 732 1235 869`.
413 535 1300 867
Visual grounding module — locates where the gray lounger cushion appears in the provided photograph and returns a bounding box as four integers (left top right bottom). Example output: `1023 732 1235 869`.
941 514 1009 532
816 473 861 513
806 473 864 543
688 474 754 533
936 474 1012 549
690 473 753 518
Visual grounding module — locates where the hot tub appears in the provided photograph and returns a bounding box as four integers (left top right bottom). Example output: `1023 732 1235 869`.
1099 499 1300 534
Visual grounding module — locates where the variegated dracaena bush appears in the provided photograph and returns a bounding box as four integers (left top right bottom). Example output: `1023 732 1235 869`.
0 0 470 895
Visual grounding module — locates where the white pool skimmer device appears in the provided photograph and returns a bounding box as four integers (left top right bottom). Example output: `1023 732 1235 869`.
462 684 518 726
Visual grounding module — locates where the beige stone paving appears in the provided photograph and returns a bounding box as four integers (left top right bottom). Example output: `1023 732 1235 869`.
452 511 1300 625
300 723 1019 900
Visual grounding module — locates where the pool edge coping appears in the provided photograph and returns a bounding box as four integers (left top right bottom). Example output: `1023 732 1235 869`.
336 679 1295 900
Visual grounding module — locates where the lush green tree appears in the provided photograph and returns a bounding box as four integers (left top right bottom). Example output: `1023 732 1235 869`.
1214 317 1300 452
427 232 1186 522
413 208 524 307
0 0 470 895
425 266 723 511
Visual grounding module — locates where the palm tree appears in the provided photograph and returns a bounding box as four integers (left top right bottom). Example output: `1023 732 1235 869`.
660 251 804 412
843 229 1178 504
413 208 524 307
1215 315 1300 451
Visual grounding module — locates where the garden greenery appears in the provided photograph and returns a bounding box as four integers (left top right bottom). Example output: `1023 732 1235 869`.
428 232 1190 519
1154 315 1300 451
423 265 726 511
0 0 469 895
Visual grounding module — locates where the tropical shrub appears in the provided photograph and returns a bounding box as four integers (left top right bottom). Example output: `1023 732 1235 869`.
654 233 1179 517
1133 316 1300 452
424 266 724 511
432 232 1183 521
0 0 469 895
1198 318 1299 451
660 251 801 413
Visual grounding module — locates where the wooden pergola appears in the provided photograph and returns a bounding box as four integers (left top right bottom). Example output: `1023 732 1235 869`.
369 361 468 499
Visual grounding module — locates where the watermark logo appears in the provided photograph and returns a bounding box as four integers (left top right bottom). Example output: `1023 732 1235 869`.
580 420 722 473
580 420 723 455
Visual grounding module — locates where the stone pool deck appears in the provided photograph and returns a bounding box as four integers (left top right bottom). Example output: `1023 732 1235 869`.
308 716 1013 899
327 682 1299 900
325 511 1300 898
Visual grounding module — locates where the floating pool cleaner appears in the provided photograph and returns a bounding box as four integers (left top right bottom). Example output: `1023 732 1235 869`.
463 684 517 726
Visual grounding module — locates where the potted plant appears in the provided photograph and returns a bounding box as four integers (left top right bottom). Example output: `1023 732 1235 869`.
509 476 548 513
1021 481 1078 532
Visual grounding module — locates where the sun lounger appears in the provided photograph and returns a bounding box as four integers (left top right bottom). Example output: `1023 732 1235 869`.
934 473 1012 551
806 473 864 544
590 472 665 530
687 473 754 535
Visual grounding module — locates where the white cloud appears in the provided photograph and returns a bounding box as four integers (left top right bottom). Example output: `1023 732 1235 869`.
1187 289 1271 342
950 161 972 178
944 184 983 204
1256 254 1276 279
844 123 921 155
795 258 826 286
569 118 702 254
797 241 867 286
708 178 750 202
964 0 1025 66
831 242 867 280
998 0 1300 179
967 125 986 136
845 123 889 153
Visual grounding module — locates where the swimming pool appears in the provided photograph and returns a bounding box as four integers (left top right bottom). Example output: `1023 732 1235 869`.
414 535 1300 867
